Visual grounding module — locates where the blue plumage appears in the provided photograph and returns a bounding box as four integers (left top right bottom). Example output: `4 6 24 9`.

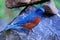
4 7 45 31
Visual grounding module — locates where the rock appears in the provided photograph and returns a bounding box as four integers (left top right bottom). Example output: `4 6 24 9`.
6 0 50 8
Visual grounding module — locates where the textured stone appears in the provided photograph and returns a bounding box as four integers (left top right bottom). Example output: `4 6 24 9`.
6 0 50 8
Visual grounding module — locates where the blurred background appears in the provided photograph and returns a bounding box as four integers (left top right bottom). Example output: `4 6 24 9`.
0 0 60 30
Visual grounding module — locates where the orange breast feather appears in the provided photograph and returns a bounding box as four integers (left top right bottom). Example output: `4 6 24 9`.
23 17 41 30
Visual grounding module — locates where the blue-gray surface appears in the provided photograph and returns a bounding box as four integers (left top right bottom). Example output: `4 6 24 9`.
0 6 60 40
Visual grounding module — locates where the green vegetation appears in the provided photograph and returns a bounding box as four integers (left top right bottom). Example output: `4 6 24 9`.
0 0 60 20
54 0 60 9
